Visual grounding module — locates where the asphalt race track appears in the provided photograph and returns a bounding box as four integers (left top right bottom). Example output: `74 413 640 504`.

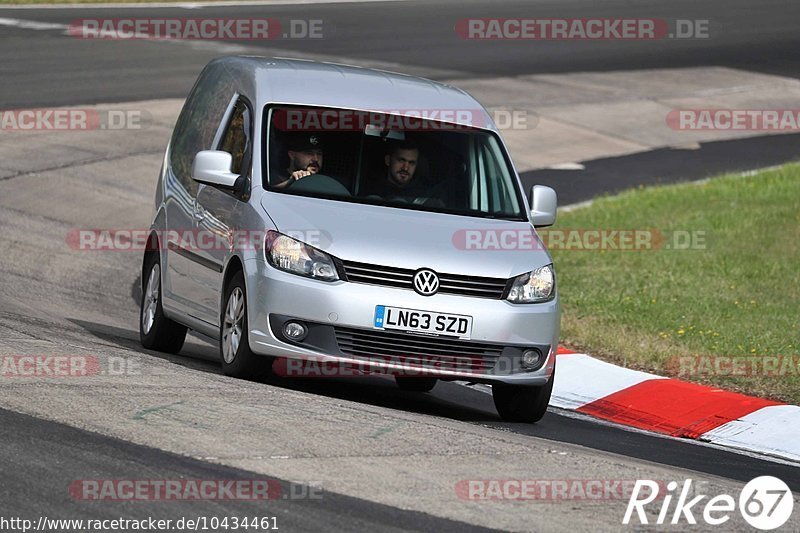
2 0 800 107
1 1 799 531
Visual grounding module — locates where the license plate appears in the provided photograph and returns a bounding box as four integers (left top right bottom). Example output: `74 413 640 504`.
373 305 473 339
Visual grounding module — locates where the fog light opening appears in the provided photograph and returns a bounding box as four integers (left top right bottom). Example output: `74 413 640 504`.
521 348 544 371
283 321 308 342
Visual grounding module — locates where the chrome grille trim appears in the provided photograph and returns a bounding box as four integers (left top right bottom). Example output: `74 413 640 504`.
341 260 508 299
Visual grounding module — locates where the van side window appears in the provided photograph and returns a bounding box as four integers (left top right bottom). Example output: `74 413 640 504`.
169 65 236 195
219 99 252 176
475 136 520 217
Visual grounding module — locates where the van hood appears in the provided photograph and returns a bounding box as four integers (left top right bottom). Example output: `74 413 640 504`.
260 193 552 279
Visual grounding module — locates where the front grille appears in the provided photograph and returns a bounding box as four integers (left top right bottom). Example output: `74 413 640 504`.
340 260 508 299
334 326 502 374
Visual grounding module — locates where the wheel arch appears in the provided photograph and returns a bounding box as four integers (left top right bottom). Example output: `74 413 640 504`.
221 254 246 313
141 230 162 293
142 204 167 292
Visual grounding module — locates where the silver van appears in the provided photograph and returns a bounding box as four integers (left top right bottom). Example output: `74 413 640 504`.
140 57 559 422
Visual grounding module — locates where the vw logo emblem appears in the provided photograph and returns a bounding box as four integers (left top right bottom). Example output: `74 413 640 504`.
413 269 440 296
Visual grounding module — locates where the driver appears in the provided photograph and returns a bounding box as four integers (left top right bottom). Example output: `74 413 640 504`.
273 134 324 189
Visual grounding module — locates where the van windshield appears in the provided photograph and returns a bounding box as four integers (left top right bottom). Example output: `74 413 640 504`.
263 105 526 221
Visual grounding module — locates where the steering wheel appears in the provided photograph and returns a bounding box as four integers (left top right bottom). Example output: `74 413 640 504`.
287 173 351 196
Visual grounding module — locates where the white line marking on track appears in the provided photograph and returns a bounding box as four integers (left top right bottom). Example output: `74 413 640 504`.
0 17 67 30
546 162 585 170
0 16 466 79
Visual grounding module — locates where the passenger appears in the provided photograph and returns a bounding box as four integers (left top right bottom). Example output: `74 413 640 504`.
371 141 424 199
273 134 324 189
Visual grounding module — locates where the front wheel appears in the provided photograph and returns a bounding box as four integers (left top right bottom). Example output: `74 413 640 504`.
140 253 187 354
220 270 271 380
492 371 554 423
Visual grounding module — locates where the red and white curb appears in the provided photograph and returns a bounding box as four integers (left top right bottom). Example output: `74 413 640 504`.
550 347 800 462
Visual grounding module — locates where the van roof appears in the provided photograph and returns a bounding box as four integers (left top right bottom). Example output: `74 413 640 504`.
211 56 495 130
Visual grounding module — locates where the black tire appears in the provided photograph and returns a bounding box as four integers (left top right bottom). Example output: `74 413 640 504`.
139 252 187 354
395 376 438 392
492 371 554 423
220 270 271 380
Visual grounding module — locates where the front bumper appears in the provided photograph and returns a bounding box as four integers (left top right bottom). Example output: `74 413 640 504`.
244 258 559 385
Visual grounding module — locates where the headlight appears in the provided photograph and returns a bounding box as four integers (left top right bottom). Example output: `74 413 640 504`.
507 264 555 303
265 231 339 281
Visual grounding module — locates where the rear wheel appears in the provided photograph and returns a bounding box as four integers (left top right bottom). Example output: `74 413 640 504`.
220 270 271 380
139 253 187 353
492 372 554 423
395 376 437 392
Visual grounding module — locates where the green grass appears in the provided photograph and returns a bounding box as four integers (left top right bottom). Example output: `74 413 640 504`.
552 163 800 403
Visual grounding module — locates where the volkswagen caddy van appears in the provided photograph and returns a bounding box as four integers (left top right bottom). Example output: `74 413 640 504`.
140 57 559 422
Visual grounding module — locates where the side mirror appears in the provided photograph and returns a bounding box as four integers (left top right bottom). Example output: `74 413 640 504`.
530 185 557 227
192 150 240 189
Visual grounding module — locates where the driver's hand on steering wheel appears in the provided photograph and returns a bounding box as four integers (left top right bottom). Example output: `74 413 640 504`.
290 169 315 181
